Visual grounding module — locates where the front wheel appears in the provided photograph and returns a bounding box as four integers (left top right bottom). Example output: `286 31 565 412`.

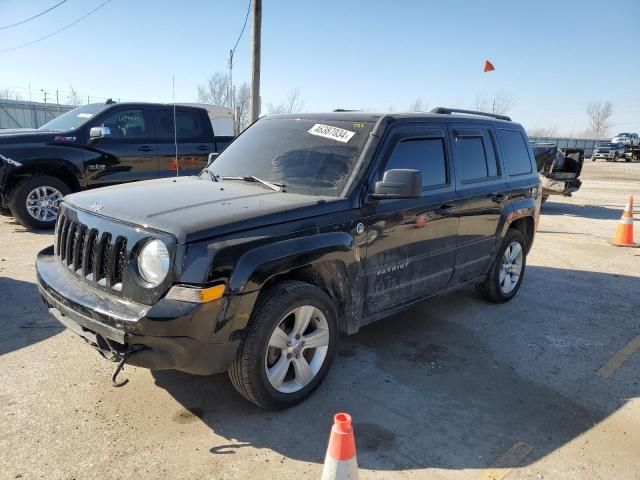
477 229 527 303
228 281 338 409
8 175 70 230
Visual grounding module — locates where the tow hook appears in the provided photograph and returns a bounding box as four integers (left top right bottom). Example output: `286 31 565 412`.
111 351 131 387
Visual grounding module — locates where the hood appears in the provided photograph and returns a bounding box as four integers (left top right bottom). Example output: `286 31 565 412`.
64 176 348 243
0 128 60 144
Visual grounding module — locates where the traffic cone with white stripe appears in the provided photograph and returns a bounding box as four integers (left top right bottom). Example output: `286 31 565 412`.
321 413 359 480
612 196 637 247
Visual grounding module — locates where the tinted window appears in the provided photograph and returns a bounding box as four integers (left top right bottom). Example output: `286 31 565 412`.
156 109 204 141
385 138 447 187
456 132 499 181
100 109 147 138
498 129 532 175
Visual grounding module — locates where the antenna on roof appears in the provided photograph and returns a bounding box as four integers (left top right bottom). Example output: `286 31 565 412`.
172 75 179 177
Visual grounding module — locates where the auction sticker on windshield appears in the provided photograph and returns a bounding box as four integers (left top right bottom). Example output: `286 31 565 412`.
308 124 355 143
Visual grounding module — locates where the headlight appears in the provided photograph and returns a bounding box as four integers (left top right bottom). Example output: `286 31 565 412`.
138 239 170 287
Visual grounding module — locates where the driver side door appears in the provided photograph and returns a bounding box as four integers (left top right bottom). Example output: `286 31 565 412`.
363 125 460 316
83 107 159 186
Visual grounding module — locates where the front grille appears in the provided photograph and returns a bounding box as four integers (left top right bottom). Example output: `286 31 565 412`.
55 215 127 291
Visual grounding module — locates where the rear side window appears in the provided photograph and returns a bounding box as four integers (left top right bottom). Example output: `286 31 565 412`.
455 131 499 182
498 129 532 175
156 109 204 141
385 138 447 188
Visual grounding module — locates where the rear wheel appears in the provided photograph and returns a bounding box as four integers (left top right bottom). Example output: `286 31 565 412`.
228 281 338 409
8 175 70 230
477 229 527 303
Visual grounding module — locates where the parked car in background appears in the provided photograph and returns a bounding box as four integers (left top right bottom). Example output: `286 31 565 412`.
592 142 626 161
0 101 234 229
531 143 583 202
36 107 541 409
611 132 639 148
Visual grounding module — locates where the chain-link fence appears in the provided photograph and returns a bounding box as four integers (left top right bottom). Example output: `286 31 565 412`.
0 99 75 129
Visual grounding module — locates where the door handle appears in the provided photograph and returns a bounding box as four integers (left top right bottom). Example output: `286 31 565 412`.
491 193 507 203
197 145 210 151
137 145 155 152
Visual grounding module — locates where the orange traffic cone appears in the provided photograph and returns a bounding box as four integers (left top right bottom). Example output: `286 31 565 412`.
321 413 359 480
612 196 637 247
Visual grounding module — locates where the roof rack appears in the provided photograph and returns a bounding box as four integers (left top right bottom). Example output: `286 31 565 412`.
430 107 511 122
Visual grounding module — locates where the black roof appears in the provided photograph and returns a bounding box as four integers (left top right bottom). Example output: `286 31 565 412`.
271 108 516 125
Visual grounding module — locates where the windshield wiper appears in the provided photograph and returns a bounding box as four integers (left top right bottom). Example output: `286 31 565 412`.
219 176 285 192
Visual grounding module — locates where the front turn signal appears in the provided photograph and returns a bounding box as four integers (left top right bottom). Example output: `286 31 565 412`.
165 284 225 303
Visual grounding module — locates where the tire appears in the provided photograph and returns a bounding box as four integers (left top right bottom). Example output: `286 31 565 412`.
477 228 527 303
228 280 338 409
8 175 70 230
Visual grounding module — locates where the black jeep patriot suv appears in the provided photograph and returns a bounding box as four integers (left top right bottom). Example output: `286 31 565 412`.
36 108 541 409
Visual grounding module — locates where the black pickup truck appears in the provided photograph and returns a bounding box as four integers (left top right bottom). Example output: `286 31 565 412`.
0 101 233 229
36 108 540 409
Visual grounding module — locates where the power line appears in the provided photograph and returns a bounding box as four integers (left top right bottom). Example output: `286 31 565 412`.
231 0 252 57
0 0 112 54
0 0 67 30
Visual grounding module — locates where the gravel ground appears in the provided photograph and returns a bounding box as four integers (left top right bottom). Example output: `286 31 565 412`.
1 161 639 480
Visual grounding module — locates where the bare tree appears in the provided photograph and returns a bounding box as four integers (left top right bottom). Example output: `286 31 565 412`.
527 126 559 138
266 88 304 115
474 90 513 115
0 88 21 101
409 98 426 112
66 86 82 106
586 101 614 139
234 82 250 133
197 72 232 107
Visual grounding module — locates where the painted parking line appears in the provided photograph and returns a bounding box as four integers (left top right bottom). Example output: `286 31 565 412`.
598 335 640 379
478 441 533 480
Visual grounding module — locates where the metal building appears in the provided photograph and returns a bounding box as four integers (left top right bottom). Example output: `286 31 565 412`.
0 99 75 129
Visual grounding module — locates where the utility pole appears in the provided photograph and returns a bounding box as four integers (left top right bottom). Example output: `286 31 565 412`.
249 0 261 123
229 49 236 133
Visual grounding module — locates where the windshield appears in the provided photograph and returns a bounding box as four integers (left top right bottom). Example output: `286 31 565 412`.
39 104 109 131
207 117 376 197
597 143 613 148
614 133 630 137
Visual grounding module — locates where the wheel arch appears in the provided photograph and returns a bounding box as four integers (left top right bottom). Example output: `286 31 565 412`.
228 232 365 336
5 160 83 196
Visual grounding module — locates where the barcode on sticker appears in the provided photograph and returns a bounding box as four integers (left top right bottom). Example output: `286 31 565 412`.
308 124 355 143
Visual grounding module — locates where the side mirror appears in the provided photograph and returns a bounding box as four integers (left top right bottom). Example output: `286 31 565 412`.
206 152 219 167
370 169 421 200
89 126 111 141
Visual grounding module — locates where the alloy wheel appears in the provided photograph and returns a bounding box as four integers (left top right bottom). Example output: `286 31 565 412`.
499 241 523 294
265 305 330 394
25 186 63 222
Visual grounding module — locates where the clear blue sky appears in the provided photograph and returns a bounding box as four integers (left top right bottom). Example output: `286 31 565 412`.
1 0 639 135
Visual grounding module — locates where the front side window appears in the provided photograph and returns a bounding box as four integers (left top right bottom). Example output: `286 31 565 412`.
100 109 147 138
385 138 447 188
498 129 532 176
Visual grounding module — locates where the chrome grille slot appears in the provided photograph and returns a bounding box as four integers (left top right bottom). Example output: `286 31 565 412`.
83 229 98 280
96 233 113 286
65 222 77 267
55 215 66 256
73 225 88 274
112 237 128 290
58 217 70 262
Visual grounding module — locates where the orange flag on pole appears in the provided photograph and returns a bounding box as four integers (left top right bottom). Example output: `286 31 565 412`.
483 60 495 72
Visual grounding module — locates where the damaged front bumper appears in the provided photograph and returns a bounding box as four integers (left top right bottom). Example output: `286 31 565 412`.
36 246 240 375
0 154 21 208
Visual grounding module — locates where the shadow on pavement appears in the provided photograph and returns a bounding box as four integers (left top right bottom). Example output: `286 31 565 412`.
542 200 627 220
152 266 640 471
0 276 63 356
